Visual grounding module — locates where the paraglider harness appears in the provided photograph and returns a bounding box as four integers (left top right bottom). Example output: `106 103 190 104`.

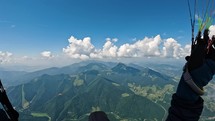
0 80 19 121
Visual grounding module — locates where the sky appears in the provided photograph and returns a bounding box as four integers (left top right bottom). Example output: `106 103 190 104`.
0 0 215 70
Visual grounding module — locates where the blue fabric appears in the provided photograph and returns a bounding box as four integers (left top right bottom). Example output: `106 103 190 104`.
176 59 215 101
191 59 215 87
166 94 204 121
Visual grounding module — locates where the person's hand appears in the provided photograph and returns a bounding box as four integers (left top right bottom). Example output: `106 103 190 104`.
187 29 210 71
176 29 213 101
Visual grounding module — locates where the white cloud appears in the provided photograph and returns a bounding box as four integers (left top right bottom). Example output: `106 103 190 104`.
63 35 191 60
22 56 32 60
162 38 191 59
7 24 215 68
138 35 162 56
112 38 118 42
62 36 120 59
163 38 181 58
117 43 137 57
41 51 53 59
117 35 162 57
0 51 13 64
0 32 196 69
101 39 118 58
209 25 215 38
63 36 95 59
181 44 191 57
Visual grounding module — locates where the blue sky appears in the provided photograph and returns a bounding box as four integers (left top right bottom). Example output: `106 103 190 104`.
0 0 188 53
0 0 214 68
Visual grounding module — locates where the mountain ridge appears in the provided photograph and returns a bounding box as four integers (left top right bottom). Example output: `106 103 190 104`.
4 62 215 121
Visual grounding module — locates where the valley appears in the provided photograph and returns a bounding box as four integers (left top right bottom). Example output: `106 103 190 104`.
1 62 215 121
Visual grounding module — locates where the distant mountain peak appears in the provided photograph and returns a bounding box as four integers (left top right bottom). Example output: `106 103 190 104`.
85 63 107 69
112 63 140 74
115 63 127 70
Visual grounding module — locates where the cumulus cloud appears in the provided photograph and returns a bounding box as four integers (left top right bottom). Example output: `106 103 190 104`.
100 38 118 58
135 35 162 57
0 51 13 64
117 43 137 57
163 38 181 58
63 36 95 60
6 25 215 67
162 38 191 59
41 51 53 59
63 35 191 60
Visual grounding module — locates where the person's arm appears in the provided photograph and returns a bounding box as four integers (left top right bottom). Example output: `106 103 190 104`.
176 30 209 102
166 29 213 121
166 59 215 121
183 68 204 95
166 93 204 121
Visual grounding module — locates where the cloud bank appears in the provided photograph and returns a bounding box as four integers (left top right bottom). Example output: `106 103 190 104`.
2 24 215 68
41 51 53 59
63 35 191 60
62 24 215 60
0 51 13 64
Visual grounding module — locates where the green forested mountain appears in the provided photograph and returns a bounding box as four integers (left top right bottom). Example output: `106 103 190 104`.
5 62 215 121
1 61 114 87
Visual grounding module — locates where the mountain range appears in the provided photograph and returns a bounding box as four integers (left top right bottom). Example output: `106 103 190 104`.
2 61 215 121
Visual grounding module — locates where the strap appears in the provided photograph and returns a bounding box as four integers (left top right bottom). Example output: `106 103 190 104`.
183 68 204 95
184 79 204 95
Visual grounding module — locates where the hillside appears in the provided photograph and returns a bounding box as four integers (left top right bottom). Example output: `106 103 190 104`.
5 62 215 121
